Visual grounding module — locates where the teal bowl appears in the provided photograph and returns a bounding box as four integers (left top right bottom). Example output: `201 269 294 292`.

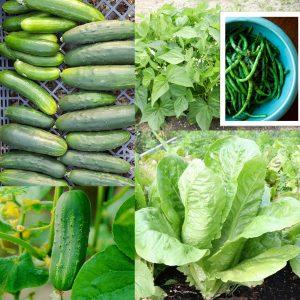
226 17 298 121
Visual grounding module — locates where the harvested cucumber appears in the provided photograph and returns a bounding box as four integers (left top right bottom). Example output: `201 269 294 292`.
2 12 46 32
55 105 135 132
5 105 55 129
68 169 134 186
21 16 76 33
24 0 104 23
0 43 64 67
0 124 67 157
0 151 66 178
2 0 32 14
62 20 134 45
64 40 134 66
14 60 60 81
0 70 57 115
50 190 91 290
61 65 135 91
59 151 131 174
0 170 68 186
6 32 59 56
59 92 115 112
66 131 131 152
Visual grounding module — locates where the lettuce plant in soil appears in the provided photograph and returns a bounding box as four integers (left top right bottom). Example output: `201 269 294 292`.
136 2 220 131
135 136 300 299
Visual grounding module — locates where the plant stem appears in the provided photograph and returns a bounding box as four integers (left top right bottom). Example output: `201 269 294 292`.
92 187 105 249
27 224 51 232
104 187 131 208
0 232 44 260
46 187 64 254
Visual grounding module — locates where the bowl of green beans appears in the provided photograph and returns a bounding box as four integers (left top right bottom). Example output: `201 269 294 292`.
225 17 298 121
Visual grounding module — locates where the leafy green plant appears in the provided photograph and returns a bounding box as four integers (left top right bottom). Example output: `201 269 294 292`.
0 186 134 300
135 135 300 299
136 2 220 131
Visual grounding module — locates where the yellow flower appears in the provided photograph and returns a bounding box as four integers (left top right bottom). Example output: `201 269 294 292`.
22 230 31 239
1 202 20 220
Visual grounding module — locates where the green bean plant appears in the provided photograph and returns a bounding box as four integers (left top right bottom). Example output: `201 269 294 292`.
0 186 134 300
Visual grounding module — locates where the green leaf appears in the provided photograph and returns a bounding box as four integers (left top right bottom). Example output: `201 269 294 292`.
0 252 48 294
217 245 300 283
158 49 185 64
290 237 300 277
208 27 220 42
142 68 155 87
195 103 213 131
113 196 135 260
135 207 207 266
157 155 187 235
71 245 134 300
174 26 198 39
0 219 14 233
136 85 148 112
207 87 220 118
167 65 193 87
179 159 225 248
151 75 169 105
135 181 147 210
174 96 189 118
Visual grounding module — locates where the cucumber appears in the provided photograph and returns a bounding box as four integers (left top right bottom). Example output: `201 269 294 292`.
59 150 131 174
15 31 58 43
0 151 66 178
2 0 31 14
2 12 45 32
21 17 76 33
62 20 134 45
0 124 67 157
5 105 55 129
0 70 57 115
0 170 68 186
66 131 131 152
24 0 104 23
14 60 60 81
0 43 64 67
64 41 134 67
55 105 135 132
6 32 59 56
50 190 91 291
61 66 135 91
68 169 134 186
59 92 115 112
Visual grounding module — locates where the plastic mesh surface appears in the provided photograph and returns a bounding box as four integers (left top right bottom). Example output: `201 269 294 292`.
0 0 135 178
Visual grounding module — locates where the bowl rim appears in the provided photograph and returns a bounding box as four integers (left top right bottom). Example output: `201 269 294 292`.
225 17 298 121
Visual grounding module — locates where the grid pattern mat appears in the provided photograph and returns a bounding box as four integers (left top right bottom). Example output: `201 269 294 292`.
0 0 135 179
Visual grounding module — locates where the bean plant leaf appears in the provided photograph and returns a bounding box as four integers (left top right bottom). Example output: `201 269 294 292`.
174 96 189 118
290 237 300 277
113 196 135 260
151 75 169 105
174 26 199 39
135 207 207 266
159 49 185 65
195 104 213 131
0 252 48 294
167 65 194 87
71 245 134 300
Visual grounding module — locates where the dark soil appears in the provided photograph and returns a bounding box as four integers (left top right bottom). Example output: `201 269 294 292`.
156 266 300 300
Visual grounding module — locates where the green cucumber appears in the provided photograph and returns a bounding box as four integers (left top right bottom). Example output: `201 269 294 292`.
21 16 76 33
24 0 104 23
0 70 57 115
59 92 115 112
0 43 64 66
61 66 135 91
0 170 68 186
14 60 60 81
50 190 91 291
55 105 135 132
5 105 55 129
0 151 66 178
62 20 134 45
15 31 59 43
59 151 130 174
0 124 67 157
2 0 32 14
6 32 59 56
66 131 131 152
64 40 134 67
2 12 45 32
68 169 134 186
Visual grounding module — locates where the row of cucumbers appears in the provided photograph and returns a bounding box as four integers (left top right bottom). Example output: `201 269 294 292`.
0 0 135 186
